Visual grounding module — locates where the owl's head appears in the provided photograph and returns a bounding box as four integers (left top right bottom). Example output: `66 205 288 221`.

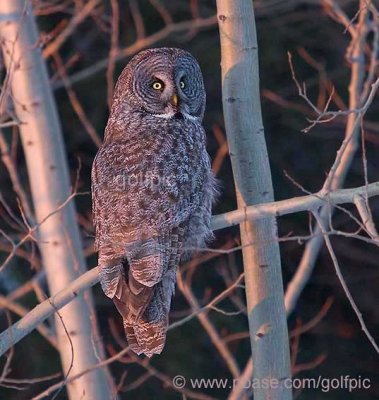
112 47 206 121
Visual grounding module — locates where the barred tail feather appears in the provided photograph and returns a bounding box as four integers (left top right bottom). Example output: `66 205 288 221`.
99 262 154 322
124 319 167 358
123 324 141 355
125 271 175 357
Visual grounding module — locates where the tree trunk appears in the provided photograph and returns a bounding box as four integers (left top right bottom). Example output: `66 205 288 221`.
216 1 292 399
0 2 112 399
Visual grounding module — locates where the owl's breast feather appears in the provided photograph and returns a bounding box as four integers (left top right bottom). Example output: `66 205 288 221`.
93 117 211 239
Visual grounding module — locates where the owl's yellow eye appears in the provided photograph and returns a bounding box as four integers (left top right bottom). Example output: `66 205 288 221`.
179 80 185 89
152 81 163 90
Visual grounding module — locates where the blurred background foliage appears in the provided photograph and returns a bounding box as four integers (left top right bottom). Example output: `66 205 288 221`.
0 0 378 398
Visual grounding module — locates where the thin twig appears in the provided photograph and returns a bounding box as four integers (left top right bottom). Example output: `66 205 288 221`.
313 211 379 354
42 0 100 58
52 15 217 90
2 181 379 355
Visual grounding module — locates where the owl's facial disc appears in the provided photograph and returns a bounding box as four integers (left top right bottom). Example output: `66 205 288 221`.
127 49 205 121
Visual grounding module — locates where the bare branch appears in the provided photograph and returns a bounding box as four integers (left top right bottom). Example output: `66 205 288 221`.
0 294 57 348
42 0 100 58
285 0 376 316
212 181 379 231
354 195 379 240
177 270 241 378
52 15 217 90
0 267 98 357
52 53 102 147
313 211 379 354
2 181 379 356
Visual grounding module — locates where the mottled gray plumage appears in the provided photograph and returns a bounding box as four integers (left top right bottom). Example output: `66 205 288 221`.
91 47 217 357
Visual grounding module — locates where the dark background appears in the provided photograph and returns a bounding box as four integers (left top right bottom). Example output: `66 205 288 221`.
0 0 378 398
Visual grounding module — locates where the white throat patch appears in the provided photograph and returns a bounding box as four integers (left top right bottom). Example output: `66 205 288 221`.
154 112 199 121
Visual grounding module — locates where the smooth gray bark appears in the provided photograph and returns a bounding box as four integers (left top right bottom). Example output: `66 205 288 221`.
216 1 292 398
0 2 112 399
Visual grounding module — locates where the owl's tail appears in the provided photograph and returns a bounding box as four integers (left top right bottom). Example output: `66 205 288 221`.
99 262 175 357
124 321 166 358
124 270 175 357
98 232 181 357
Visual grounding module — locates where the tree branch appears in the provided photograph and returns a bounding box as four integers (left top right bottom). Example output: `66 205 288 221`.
285 1 375 316
1 181 379 357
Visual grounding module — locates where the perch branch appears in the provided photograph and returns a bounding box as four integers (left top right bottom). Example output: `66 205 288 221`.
1 182 379 356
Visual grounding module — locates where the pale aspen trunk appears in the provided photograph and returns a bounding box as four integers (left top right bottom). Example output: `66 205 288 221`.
0 2 112 399
216 1 292 399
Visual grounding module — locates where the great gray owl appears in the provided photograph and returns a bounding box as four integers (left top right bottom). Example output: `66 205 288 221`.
91 47 217 357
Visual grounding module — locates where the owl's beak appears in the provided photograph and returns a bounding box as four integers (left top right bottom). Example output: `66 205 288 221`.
170 94 179 107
